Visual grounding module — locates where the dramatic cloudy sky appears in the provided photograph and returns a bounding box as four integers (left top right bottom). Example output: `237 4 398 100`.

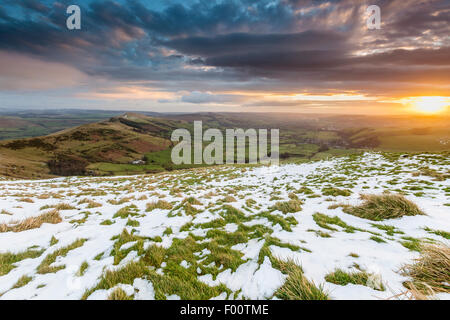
0 0 449 114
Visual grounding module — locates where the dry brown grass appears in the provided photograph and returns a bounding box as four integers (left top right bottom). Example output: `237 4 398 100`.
203 191 217 199
271 199 303 214
108 287 133 300
0 209 12 215
401 243 450 296
223 195 237 203
54 203 75 210
108 196 134 205
37 192 62 199
0 210 62 233
343 193 424 221
146 200 173 212
78 198 102 208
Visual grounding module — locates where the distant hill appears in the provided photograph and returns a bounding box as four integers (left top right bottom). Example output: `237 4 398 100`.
0 112 449 179
0 113 180 178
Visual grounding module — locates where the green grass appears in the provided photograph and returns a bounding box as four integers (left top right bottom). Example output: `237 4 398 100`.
321 187 351 197
126 219 140 227
222 195 237 203
100 219 114 225
50 236 58 246
11 275 33 289
83 240 232 300
274 259 329 300
69 211 91 224
400 236 424 252
219 205 250 224
424 227 450 240
343 194 424 221
0 248 44 276
296 187 314 195
113 205 139 219
370 236 386 243
108 287 134 300
83 261 147 299
206 229 248 246
258 211 298 232
307 229 332 238
37 239 87 274
110 229 146 265
146 200 173 212
270 199 302 214
325 269 385 291
371 224 404 236
77 261 89 276
78 198 102 208
143 245 166 267
197 219 227 229
257 236 308 264
313 213 360 233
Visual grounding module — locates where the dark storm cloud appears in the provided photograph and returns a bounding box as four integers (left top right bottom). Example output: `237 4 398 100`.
0 0 449 97
164 31 349 56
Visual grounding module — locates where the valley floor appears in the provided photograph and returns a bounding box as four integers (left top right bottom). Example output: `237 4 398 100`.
0 153 448 300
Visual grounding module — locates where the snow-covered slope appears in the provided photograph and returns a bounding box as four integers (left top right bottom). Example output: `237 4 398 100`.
0 153 448 300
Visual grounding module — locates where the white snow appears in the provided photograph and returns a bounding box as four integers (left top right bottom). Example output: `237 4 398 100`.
0 152 448 300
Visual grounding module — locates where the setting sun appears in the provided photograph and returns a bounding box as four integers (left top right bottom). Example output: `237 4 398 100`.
405 96 450 114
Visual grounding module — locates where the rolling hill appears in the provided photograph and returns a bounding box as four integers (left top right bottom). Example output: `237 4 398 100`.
0 112 449 179
0 114 180 179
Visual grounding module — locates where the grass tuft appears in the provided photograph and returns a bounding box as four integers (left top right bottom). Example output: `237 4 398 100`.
77 261 89 276
0 210 62 233
54 203 75 210
12 275 33 289
274 258 329 300
325 268 385 291
108 287 133 300
146 200 173 212
271 199 302 214
1 209 13 215
113 205 139 219
37 239 87 274
0 248 44 276
343 194 424 221
401 243 450 295
322 187 351 197
78 198 102 208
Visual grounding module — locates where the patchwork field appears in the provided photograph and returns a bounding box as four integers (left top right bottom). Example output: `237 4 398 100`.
0 152 448 300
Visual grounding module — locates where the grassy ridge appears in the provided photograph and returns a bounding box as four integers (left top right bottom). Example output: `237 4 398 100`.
0 112 449 178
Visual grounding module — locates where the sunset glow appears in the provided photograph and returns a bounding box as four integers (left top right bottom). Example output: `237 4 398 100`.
403 96 450 114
